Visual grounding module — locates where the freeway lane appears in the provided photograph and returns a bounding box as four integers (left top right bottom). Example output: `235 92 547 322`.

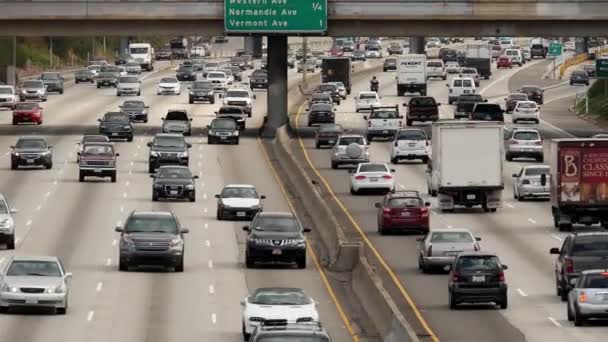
289 47 608 342
0 47 352 342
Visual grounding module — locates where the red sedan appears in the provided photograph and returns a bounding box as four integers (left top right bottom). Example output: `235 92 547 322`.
496 55 513 69
329 46 344 57
375 191 430 234
12 102 43 125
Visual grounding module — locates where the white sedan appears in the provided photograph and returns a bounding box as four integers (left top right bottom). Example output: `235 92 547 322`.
512 100 540 124
241 288 319 340
445 61 461 74
350 162 395 194
355 91 381 112
157 77 181 95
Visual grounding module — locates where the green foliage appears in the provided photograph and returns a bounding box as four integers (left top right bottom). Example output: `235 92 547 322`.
580 79 608 118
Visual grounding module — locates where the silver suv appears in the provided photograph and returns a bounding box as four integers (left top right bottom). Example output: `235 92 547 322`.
116 76 141 96
512 165 550 201
504 127 543 162
331 134 370 169
0 194 17 250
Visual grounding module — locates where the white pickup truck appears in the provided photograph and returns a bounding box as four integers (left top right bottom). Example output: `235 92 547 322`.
363 105 403 141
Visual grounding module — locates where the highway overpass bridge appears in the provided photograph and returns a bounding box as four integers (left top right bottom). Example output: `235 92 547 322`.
1 0 608 36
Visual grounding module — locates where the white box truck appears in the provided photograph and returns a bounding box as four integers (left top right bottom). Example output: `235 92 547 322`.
128 43 154 71
464 44 491 79
397 54 427 96
426 120 504 212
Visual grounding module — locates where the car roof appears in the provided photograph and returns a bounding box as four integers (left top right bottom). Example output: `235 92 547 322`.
457 251 499 258
516 101 537 105
386 190 421 198
581 269 608 275
83 142 113 147
10 255 59 262
252 287 307 294
130 210 174 217
256 211 295 218
18 135 46 141
511 127 540 133
429 228 473 234
224 184 256 189
570 231 608 237
155 133 184 138
158 165 189 170
358 91 377 95
339 134 364 139
523 164 549 169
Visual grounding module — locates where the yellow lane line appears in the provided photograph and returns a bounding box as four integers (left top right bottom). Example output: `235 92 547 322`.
294 103 440 342
256 137 360 342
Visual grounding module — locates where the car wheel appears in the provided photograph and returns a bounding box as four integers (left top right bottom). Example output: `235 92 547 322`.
152 192 159 202
560 280 569 301
127 136 133 142
430 189 437 197
5 235 15 250
111 172 117 183
449 292 457 309
315 142 321 149
378 224 385 235
574 309 585 326
217 208 223 220
243 322 250 341
117 92 121 96
235 138 240 145
59 89 64 95
390 157 398 164
56 306 67 315
331 161 338 169
175 258 184 272
79 172 85 182
12 118 17 126
245 254 254 268
118 258 128 271
500 295 508 309
46 162 53 170
536 156 544 163
350 186 357 195
506 154 513 161
421 157 429 164
148 164 155 173
567 304 574 321
189 192 196 202
297 255 307 269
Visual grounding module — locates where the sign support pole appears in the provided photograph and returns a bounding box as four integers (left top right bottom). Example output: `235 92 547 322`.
262 36 288 138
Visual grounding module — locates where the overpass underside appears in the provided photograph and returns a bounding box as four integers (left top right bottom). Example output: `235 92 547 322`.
1 0 608 36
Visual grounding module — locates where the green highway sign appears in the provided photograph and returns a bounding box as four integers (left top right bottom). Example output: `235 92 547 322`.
225 0 327 34
548 42 563 56
597 58 608 78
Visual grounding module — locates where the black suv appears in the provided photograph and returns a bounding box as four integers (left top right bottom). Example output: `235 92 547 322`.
308 103 335 127
315 123 344 148
176 66 197 82
116 211 189 272
250 321 332 342
448 252 509 309
470 103 504 122
207 118 239 145
216 106 246 130
244 212 311 269
530 44 547 59
454 94 485 119
98 112 134 141
314 83 341 105
78 142 119 182
119 100 149 123
96 72 118 88
383 58 397 72
189 81 215 104
250 69 268 90
162 109 192 136
151 165 198 202
10 136 53 170
148 133 191 173
404 96 440 125
518 85 544 104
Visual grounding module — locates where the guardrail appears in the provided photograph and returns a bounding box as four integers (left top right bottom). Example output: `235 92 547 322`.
559 45 608 78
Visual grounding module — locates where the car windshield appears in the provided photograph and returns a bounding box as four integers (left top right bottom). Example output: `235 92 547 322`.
474 104 502 114
252 216 299 232
524 167 550 176
518 102 537 109
359 164 388 173
23 81 43 88
509 94 528 101
431 232 474 243
226 90 249 98
15 103 38 110
41 73 60 80
6 260 61 277
125 215 178 234
572 236 608 256
119 77 138 84
397 130 426 140
208 72 225 79
82 144 113 155
166 111 188 120
317 85 336 93
319 124 342 133
461 69 477 74
521 87 540 93
339 137 364 145
457 256 501 271
16 139 46 149
222 187 258 199
410 97 436 106
359 93 377 100
158 167 191 179
250 289 311 305
122 101 145 109
311 104 332 112
211 119 237 130
99 73 115 78
0 200 8 214
83 136 108 143
252 70 267 77
572 71 587 76
178 67 193 73
370 111 397 119
192 82 212 90
385 59 396 64
153 137 184 147
76 70 90 75
427 62 443 67
513 131 540 140
161 78 177 83
258 337 330 342
581 274 608 288
130 47 148 54
104 113 129 123
368 47 380 52
388 197 422 208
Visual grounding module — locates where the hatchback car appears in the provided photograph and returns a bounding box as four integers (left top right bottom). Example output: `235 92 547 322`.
570 70 590 86
151 166 198 202
0 256 71 314
216 184 265 220
390 128 429 164
426 60 447 80
40 72 64 94
207 118 239 145
460 67 480 86
157 77 181 95
10 136 53 170
448 252 509 309
355 91 380 112
504 128 543 162
315 123 344 148
512 165 550 201
375 191 430 234
12 102 43 125
512 100 540 124
350 163 395 194
244 212 310 268
162 109 192 136
504 93 529 113
567 270 608 326
417 229 481 272
98 112 133 141
518 85 544 104
116 76 141 96
496 55 513 69
445 61 461 74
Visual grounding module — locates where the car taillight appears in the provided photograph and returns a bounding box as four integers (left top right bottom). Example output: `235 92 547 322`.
382 175 393 179
368 121 371 127
535 140 543 145
498 271 506 283
427 244 433 257
383 208 391 214
355 175 366 180
508 139 518 145
420 207 429 217
579 291 587 303
565 258 574 274
451 271 460 282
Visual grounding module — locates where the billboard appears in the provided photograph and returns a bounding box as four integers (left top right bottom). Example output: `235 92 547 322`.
560 147 608 202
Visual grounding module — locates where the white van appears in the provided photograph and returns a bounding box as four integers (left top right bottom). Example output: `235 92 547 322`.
447 77 476 104
426 60 446 80
505 49 523 66
128 43 154 71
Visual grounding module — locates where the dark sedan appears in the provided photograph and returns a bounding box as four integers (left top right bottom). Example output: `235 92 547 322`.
570 70 590 85
383 58 397 72
98 112 133 142
176 66 197 82
74 70 95 84
119 100 149 123
518 85 544 104
308 103 335 127
10 136 53 169
96 72 118 88
207 118 239 145
151 166 198 202
315 123 344 148
583 64 597 77
249 70 268 90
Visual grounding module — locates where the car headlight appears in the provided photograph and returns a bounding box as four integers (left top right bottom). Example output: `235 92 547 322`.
207 91 214 95
293 240 306 247
100 125 107 129
123 125 131 130
41 151 51 156
208 129 215 135
178 152 188 158
13 152 19 156
169 238 183 248
185 184 194 190
38 89 44 94
189 91 194 95
233 131 239 136
21 90 27 94
150 151 159 157
1 284 18 293
223 100 229 105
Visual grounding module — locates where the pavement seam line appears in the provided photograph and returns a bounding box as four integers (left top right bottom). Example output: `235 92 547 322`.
295 102 440 342
257 136 360 342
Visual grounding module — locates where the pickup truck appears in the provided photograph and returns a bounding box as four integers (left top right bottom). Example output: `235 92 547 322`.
403 96 440 126
78 142 118 182
364 106 403 141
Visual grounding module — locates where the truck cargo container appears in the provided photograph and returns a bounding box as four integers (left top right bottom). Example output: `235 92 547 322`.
397 54 427 96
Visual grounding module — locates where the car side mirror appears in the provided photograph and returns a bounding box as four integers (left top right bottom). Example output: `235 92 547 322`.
114 226 123 232
303 227 312 233
402 103 407 107
445 84 449 87
149 174 155 178
9 208 18 214
437 103 441 106
48 146 53 149
260 195 266 199
253 95 257 99
9 145 14 149
242 225 250 231
363 116 368 120
193 175 199 179
214 111 218 114
484 99 488 102
475 237 482 241
416 237 423 242
512 173 518 177
161 117 165 120
147 142 152 147
374 203 381 208
240 298 246 306
77 152 81 156
425 202 431 207
97 118 101 122
540 173 547 186
502 264 508 270
348 169 354 173
64 272 72 279
187 143 192 148
443 265 452 271
181 228 190 234
390 169 396 173
115 153 120 157
549 247 560 254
